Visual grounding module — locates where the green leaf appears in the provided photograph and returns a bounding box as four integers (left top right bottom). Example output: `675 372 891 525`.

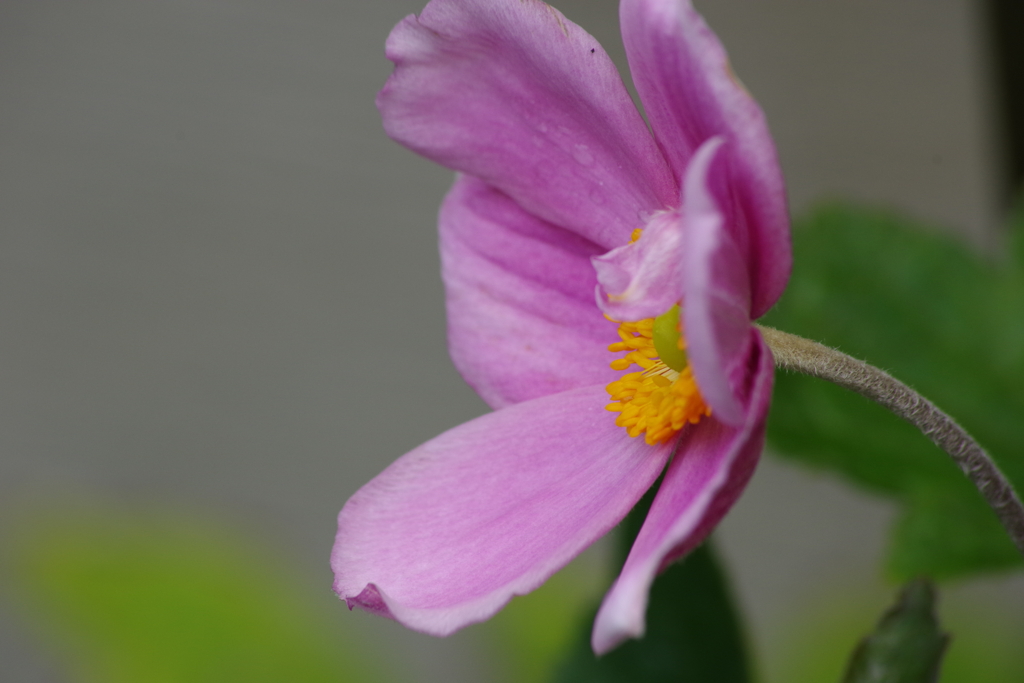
889 489 1024 578
762 203 1024 578
551 489 751 683
4 506 392 683
840 580 948 683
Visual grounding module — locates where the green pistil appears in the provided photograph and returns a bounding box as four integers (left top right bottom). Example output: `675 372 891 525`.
653 305 688 372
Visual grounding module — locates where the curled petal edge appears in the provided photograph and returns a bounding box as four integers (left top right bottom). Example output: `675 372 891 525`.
591 331 773 654
593 208 684 322
681 137 753 427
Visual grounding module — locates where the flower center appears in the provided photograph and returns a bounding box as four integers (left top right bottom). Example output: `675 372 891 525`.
605 306 711 445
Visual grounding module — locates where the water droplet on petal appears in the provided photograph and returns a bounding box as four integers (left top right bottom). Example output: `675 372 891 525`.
573 144 595 165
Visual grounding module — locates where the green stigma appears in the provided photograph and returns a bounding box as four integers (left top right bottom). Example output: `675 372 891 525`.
653 305 688 372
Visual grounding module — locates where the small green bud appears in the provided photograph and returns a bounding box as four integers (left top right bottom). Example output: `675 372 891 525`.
841 579 949 683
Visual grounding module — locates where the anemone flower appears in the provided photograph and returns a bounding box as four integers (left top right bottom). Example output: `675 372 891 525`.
332 0 790 653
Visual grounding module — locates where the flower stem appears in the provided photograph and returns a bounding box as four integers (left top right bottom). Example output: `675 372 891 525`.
757 325 1024 557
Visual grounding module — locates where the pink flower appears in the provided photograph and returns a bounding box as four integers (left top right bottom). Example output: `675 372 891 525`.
332 0 790 654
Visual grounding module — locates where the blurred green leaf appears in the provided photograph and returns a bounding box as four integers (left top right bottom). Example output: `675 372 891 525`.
840 580 948 683
5 506 392 683
552 488 750 683
483 553 606 683
762 203 1024 578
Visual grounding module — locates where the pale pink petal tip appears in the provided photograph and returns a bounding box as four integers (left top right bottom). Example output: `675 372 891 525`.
332 386 674 639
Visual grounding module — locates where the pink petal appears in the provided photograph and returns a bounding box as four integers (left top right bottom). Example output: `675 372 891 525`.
379 0 675 250
332 385 675 637
591 333 773 654
441 176 622 409
620 0 791 316
680 138 752 427
592 209 685 323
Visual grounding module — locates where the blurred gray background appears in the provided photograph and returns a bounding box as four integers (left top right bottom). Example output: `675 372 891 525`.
1 0 1021 681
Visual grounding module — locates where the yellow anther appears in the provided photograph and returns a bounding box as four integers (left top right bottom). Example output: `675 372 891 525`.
605 311 711 445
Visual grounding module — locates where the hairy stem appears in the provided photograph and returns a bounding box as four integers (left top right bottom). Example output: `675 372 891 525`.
757 325 1024 557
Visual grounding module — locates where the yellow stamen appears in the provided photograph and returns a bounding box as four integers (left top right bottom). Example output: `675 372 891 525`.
605 316 711 445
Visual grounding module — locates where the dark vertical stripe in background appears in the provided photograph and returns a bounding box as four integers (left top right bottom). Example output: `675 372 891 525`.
985 0 1024 202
